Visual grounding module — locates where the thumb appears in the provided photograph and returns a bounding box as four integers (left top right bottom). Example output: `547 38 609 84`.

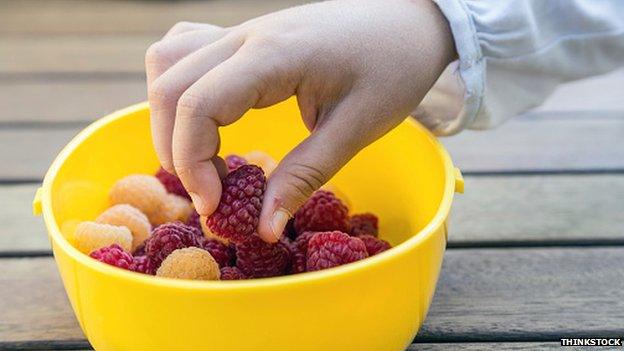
257 97 372 243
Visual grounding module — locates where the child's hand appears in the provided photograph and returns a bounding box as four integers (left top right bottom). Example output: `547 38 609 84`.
146 0 455 242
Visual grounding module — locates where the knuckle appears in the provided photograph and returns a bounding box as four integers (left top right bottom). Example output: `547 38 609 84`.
147 78 176 106
145 41 171 68
172 157 196 175
168 21 194 35
248 33 288 51
176 92 208 118
282 163 327 199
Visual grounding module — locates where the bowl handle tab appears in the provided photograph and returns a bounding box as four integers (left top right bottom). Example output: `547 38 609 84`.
454 167 464 194
32 187 43 216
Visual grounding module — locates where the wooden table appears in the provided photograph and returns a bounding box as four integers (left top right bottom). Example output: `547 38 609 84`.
1 1 623 350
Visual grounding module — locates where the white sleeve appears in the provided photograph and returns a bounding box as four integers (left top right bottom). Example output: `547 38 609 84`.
414 0 624 136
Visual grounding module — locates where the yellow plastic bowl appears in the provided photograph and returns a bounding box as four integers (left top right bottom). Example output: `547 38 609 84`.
33 99 463 351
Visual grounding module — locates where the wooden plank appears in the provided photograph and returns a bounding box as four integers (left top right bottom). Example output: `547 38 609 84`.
442 117 624 172
1 116 623 180
2 78 622 124
449 175 624 245
3 175 623 253
418 248 624 342
0 258 84 344
0 128 79 180
0 79 146 123
0 0 309 35
0 36 155 74
1 248 622 345
0 185 49 253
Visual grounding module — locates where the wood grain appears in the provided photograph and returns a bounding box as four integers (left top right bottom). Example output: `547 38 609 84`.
1 248 622 345
1 116 623 180
0 36 155 74
0 0 309 35
417 248 624 342
0 80 146 123
449 175 624 244
3 175 623 253
2 78 622 124
0 258 84 343
0 128 78 180
442 117 624 172
0 185 49 253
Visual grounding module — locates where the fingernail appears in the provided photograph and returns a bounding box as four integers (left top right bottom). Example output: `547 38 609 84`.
188 192 205 215
269 209 290 242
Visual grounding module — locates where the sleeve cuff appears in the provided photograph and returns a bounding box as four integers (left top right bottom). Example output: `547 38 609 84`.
427 0 485 135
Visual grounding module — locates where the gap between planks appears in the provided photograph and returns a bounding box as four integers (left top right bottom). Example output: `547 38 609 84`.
0 117 623 180
2 174 624 253
1 248 622 346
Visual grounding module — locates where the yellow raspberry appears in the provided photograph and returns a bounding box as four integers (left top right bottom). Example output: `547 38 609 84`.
96 204 152 250
152 194 193 225
109 174 167 225
156 247 220 280
244 151 277 175
200 215 230 245
74 221 132 254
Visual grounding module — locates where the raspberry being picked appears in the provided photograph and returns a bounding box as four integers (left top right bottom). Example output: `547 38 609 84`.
225 154 248 171
206 165 266 244
306 231 368 272
244 151 277 175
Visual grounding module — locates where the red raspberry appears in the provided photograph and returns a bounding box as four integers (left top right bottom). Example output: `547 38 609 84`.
220 266 247 280
349 213 379 236
225 154 248 172
155 167 191 200
207 165 266 244
145 222 202 269
294 191 349 235
306 231 368 272
200 237 235 268
357 235 391 256
129 255 154 275
236 235 290 278
186 209 202 233
290 232 315 274
90 244 133 270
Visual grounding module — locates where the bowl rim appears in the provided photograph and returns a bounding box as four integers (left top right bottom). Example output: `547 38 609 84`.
41 101 458 290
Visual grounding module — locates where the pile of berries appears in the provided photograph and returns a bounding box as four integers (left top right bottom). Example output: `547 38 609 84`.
74 151 392 281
